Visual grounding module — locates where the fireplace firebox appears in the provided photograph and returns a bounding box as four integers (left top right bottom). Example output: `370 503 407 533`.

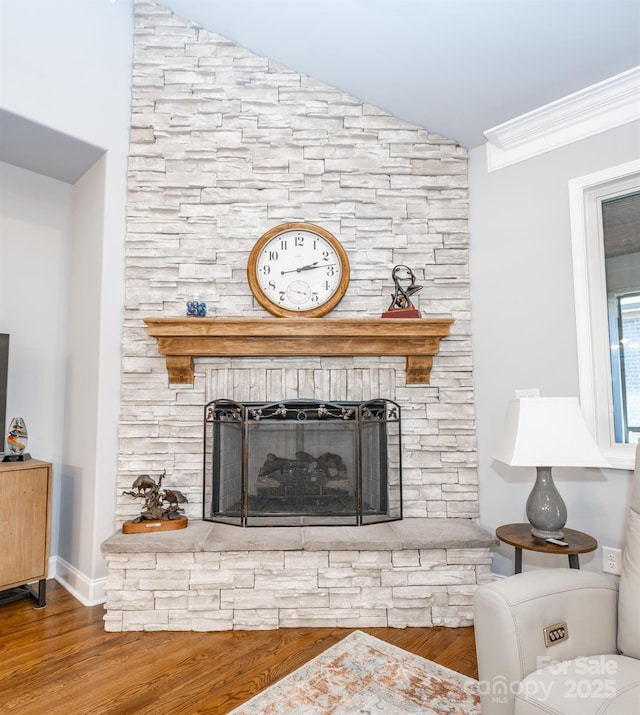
203 398 402 526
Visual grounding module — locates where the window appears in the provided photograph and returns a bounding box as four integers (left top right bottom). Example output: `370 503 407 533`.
609 292 640 444
569 161 640 469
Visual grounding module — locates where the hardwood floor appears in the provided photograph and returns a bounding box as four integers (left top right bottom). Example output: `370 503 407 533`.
0 580 478 714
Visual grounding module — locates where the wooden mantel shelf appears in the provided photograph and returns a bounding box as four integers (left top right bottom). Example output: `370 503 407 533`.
144 316 454 385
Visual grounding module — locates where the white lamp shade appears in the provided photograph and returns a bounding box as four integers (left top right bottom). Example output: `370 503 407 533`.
494 397 609 467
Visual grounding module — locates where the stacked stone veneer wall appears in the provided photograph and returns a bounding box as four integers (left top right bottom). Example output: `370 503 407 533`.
106 1 491 632
118 0 476 525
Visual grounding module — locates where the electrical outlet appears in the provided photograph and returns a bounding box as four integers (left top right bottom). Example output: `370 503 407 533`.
515 388 540 398
602 546 623 576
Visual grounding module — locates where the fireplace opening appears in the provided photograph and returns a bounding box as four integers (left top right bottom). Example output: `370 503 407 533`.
203 398 402 526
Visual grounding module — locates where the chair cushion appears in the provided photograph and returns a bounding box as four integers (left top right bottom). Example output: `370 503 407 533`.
514 655 640 715
618 442 640 659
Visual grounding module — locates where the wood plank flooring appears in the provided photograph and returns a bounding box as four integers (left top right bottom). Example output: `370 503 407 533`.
0 580 478 714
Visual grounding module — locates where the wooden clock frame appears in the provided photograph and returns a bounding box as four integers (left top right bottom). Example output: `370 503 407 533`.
247 222 350 318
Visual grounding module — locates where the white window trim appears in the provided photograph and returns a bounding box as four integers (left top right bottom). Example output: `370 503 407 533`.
569 160 640 470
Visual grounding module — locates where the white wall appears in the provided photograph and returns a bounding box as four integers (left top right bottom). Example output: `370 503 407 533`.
0 0 133 602
0 162 72 558
57 156 112 597
0 0 132 152
469 120 640 576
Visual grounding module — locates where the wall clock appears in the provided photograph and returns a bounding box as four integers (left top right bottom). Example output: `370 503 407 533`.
247 222 350 318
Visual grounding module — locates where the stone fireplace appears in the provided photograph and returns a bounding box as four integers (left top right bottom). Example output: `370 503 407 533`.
101 0 498 632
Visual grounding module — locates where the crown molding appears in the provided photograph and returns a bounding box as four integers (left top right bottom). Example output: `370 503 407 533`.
484 66 640 171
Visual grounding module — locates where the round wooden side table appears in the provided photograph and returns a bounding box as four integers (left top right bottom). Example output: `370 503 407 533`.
496 523 598 574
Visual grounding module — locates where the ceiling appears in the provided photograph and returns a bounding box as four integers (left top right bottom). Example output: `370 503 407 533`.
1 0 638 185
162 0 640 149
0 109 105 184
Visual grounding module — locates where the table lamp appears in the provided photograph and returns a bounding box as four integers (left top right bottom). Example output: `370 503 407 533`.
494 397 608 539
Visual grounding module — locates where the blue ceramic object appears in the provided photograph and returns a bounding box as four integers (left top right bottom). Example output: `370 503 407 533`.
186 300 207 317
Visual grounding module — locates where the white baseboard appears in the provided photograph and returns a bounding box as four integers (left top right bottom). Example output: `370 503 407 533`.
50 556 107 606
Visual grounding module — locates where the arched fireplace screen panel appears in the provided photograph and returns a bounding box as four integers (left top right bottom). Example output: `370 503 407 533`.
203 398 402 527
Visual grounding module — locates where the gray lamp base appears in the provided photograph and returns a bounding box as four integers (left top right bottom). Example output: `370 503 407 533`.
526 466 567 540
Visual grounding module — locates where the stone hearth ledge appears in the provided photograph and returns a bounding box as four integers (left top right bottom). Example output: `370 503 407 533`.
101 519 498 631
101 518 498 554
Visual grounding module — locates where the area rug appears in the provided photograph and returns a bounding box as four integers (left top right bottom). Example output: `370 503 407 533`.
229 630 480 714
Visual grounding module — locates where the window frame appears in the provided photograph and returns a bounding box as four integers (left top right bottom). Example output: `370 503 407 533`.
569 160 640 469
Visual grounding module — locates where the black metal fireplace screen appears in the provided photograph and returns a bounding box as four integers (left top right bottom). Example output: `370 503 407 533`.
203 398 402 526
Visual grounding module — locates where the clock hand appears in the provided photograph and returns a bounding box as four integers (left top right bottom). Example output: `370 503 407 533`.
280 262 336 275
295 262 319 272
299 262 336 272
280 262 318 275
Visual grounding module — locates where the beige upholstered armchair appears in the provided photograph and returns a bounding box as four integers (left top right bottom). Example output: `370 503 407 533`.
473 443 640 714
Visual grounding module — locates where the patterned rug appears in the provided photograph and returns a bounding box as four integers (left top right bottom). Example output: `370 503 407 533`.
229 630 480 714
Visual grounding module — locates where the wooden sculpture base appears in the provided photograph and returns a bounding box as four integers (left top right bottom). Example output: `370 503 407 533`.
122 517 188 534
381 308 421 318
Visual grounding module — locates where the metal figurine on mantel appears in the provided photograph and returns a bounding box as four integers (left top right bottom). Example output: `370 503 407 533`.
122 469 188 533
382 265 423 318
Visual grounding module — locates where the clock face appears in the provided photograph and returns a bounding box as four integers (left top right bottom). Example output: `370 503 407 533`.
247 223 350 318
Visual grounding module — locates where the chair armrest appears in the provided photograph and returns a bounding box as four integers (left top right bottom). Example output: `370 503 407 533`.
474 569 618 715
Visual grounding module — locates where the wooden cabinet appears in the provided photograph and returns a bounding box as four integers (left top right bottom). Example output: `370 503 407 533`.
0 459 52 608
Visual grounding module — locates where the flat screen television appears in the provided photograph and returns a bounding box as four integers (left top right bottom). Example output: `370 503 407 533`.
0 333 9 453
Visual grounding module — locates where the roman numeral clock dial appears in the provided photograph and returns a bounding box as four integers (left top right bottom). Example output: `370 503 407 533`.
247 223 350 318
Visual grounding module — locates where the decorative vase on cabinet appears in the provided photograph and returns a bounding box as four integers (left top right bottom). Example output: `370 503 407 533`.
5 416 30 461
